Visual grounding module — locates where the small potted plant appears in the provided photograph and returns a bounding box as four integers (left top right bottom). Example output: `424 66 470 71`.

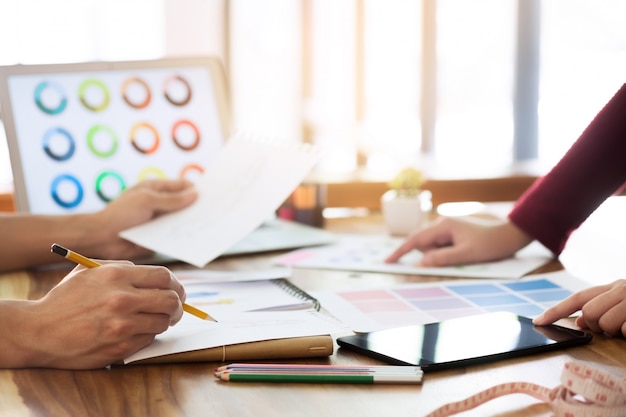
380 167 430 236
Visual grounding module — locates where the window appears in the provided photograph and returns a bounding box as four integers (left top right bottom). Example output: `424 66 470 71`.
2 0 626 188
538 0 626 165
298 0 626 177
435 0 516 176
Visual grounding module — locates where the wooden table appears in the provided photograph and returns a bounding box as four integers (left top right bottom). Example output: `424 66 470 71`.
1 214 625 417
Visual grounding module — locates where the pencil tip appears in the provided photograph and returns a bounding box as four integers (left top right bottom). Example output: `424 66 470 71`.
51 243 68 256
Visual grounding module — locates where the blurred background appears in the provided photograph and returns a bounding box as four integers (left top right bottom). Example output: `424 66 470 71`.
1 0 625 188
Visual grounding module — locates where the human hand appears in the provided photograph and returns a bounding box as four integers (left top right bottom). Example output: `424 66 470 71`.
533 279 626 337
384 216 533 267
18 262 186 369
84 178 197 259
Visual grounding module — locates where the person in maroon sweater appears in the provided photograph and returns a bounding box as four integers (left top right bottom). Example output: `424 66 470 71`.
386 83 626 337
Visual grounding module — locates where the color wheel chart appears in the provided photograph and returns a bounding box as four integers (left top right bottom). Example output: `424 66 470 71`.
7 65 224 214
312 271 589 333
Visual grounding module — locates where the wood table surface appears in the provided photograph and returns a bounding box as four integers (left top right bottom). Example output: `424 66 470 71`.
1 213 624 417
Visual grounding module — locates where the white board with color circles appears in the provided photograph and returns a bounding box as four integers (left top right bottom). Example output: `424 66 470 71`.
0 57 230 214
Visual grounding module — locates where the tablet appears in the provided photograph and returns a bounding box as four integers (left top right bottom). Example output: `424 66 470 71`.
336 311 592 372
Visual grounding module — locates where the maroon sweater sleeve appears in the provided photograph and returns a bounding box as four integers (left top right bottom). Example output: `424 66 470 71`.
508 83 626 255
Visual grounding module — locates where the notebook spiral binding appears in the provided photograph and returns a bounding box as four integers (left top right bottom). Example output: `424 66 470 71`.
271 278 321 311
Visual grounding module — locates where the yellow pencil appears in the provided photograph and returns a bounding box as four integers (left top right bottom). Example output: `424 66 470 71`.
51 243 215 321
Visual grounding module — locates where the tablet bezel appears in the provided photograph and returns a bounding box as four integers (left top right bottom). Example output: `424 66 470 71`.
336 311 593 372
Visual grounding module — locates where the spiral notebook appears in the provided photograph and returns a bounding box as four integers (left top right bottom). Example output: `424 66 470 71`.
122 277 341 365
178 276 321 315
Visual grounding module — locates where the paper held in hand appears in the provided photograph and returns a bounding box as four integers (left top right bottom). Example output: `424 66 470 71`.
120 134 320 267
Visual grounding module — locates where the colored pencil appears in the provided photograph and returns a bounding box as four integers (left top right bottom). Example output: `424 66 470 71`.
216 372 423 384
51 243 214 321
214 363 423 384
215 363 421 373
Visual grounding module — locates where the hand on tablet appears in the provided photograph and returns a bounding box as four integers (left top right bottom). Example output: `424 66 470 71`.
533 279 626 337
338 312 590 371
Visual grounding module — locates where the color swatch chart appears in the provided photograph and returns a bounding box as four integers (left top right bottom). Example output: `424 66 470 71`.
312 271 588 333
7 65 224 214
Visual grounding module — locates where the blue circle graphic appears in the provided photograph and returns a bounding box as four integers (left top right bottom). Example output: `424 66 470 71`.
34 81 68 115
50 174 83 209
43 127 75 161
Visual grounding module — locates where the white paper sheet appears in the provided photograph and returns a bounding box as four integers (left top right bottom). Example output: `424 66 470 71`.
274 234 552 279
120 134 320 267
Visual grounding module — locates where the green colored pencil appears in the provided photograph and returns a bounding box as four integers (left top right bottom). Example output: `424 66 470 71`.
217 372 423 384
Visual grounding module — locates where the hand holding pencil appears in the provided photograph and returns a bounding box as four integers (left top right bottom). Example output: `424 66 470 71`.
51 244 214 321
22 247 198 369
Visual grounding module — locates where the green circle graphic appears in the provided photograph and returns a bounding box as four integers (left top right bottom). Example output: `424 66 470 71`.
87 124 118 158
78 79 110 112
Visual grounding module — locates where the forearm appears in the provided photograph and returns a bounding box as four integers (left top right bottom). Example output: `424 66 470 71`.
509 83 626 255
492 219 534 255
0 300 39 368
0 213 104 272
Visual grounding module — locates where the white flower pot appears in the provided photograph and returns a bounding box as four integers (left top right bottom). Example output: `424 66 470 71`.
380 190 431 236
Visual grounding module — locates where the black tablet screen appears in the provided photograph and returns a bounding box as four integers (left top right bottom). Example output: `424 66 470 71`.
336 311 592 372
